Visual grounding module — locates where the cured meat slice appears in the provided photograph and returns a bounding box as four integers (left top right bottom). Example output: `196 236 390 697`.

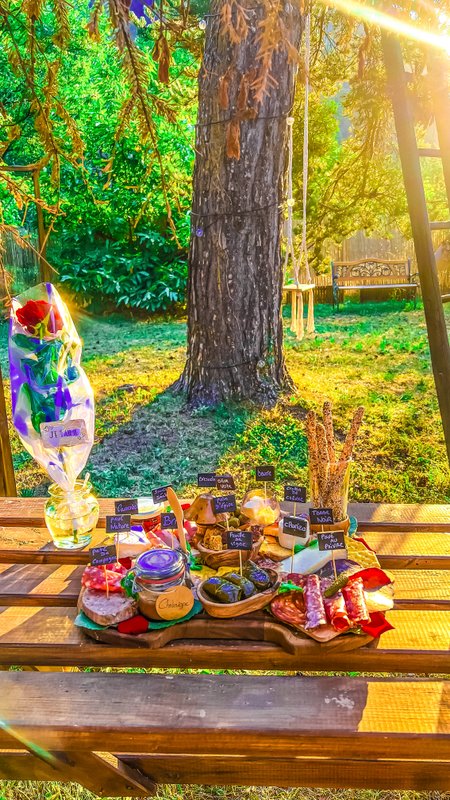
304 574 327 629
323 590 351 632
342 576 370 624
270 591 306 628
81 563 127 593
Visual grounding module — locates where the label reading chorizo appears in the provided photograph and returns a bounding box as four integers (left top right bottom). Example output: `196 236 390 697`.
282 515 309 537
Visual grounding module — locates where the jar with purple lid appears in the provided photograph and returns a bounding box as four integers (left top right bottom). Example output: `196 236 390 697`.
134 549 186 619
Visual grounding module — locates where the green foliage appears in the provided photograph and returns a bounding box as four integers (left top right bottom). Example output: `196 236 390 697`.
0 2 197 312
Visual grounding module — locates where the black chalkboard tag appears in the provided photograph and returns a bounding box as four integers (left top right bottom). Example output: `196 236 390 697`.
89 544 117 566
152 485 171 504
105 514 131 534
161 511 177 529
216 474 235 491
317 530 346 551
114 498 138 515
309 507 334 525
255 465 275 481
213 494 237 514
283 485 307 503
198 472 217 488
282 515 309 537
226 530 253 550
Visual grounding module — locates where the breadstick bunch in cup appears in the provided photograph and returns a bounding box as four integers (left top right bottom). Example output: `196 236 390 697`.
306 402 364 523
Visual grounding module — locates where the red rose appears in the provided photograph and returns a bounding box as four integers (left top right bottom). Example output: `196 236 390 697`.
16 299 63 336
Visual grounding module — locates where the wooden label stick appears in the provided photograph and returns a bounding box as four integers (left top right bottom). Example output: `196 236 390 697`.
103 565 109 599
239 549 243 577
294 502 297 516
332 550 337 580
291 543 295 574
226 514 230 531
264 481 267 500
115 533 120 563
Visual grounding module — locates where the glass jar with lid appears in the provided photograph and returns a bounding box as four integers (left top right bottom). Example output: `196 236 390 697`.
133 549 188 620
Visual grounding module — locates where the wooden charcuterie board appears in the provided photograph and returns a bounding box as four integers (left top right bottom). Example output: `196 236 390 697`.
80 611 373 654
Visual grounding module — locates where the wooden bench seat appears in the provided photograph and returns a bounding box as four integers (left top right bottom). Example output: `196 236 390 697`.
331 258 418 310
0 672 449 792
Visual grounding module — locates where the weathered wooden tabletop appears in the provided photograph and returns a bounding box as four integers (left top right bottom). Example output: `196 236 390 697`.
0 498 448 672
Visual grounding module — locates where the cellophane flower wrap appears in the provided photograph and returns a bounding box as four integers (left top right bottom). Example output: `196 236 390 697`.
9 283 94 491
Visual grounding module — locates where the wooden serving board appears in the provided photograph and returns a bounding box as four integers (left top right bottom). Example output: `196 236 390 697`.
80 611 373 654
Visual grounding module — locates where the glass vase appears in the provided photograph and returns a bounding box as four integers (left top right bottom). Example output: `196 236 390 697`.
309 459 351 524
44 480 99 549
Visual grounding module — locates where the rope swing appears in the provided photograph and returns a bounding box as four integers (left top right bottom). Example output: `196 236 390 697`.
283 6 315 340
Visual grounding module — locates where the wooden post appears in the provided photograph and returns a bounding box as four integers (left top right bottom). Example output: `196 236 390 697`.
381 33 450 465
0 366 16 497
32 169 50 284
427 54 450 211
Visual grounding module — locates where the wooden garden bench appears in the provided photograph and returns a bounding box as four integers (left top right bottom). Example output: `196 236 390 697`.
331 258 418 310
0 497 449 796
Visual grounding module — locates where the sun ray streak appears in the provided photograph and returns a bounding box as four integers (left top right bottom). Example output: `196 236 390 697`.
318 0 450 54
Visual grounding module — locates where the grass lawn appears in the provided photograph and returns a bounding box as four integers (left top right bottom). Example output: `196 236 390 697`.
1 298 449 503
0 299 449 800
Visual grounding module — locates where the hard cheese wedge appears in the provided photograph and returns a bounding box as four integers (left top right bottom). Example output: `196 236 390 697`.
289 540 347 574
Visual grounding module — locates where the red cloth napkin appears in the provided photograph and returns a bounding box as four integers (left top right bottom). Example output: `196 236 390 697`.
360 611 394 638
117 615 149 635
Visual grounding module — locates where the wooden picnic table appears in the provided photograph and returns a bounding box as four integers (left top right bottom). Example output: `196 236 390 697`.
0 498 449 796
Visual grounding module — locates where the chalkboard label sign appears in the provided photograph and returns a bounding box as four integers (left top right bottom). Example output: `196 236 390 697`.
255 465 275 481
216 474 235 490
282 515 309 537
309 507 334 525
284 485 307 503
213 494 237 514
317 531 346 551
106 514 131 534
89 544 117 566
226 530 253 550
152 485 171 504
114 498 138 514
161 512 177 529
198 472 216 488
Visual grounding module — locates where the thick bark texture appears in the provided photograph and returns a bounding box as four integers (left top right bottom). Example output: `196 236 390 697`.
176 0 302 407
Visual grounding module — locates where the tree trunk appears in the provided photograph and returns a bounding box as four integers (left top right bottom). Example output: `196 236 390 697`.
176 0 302 407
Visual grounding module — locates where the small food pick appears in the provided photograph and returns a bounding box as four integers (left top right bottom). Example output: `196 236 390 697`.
317 530 346 580
283 515 309 572
284 485 307 516
226 530 252 576
255 465 275 500
166 487 187 554
90 544 117 599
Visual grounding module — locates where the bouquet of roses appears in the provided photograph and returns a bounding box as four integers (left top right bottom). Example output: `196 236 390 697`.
9 283 95 491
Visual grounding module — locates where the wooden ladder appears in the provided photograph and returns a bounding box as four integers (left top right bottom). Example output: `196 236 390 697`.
381 33 450 465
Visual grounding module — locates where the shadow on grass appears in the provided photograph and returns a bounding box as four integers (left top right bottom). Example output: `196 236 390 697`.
87 388 251 497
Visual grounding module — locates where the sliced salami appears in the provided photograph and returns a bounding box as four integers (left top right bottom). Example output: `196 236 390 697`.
323 590 351 632
304 574 327 629
81 563 127 593
342 576 370 624
270 591 306 628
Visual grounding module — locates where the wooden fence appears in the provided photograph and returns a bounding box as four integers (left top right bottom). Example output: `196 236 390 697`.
311 230 450 304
